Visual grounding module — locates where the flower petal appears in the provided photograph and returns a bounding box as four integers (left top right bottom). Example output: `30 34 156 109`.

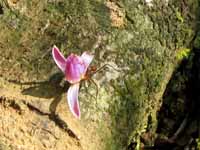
81 52 94 70
67 83 81 118
65 54 86 84
52 45 66 73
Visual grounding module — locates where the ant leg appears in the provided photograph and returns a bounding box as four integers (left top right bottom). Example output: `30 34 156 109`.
88 78 99 109
82 81 96 99
88 78 99 100
92 63 120 76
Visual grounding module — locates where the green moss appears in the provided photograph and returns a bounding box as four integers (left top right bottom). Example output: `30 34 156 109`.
0 0 109 81
194 32 200 49
196 138 200 150
175 9 184 23
176 48 191 61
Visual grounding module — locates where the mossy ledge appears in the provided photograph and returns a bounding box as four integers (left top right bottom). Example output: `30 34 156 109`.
0 0 199 150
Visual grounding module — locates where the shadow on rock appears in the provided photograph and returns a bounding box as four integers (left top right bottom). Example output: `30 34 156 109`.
8 72 80 140
19 72 67 98
155 50 200 150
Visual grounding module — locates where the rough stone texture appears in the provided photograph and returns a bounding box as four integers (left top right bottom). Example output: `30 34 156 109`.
0 0 199 150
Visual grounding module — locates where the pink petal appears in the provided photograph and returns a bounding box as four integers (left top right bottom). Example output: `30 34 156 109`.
65 54 86 84
67 83 81 118
81 52 94 71
52 45 66 73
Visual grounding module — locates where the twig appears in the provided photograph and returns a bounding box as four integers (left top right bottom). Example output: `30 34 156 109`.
169 114 188 141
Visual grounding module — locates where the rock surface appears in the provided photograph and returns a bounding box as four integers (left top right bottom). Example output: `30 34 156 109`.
0 0 199 149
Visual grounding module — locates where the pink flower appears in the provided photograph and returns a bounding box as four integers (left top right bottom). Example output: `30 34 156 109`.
52 45 94 119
